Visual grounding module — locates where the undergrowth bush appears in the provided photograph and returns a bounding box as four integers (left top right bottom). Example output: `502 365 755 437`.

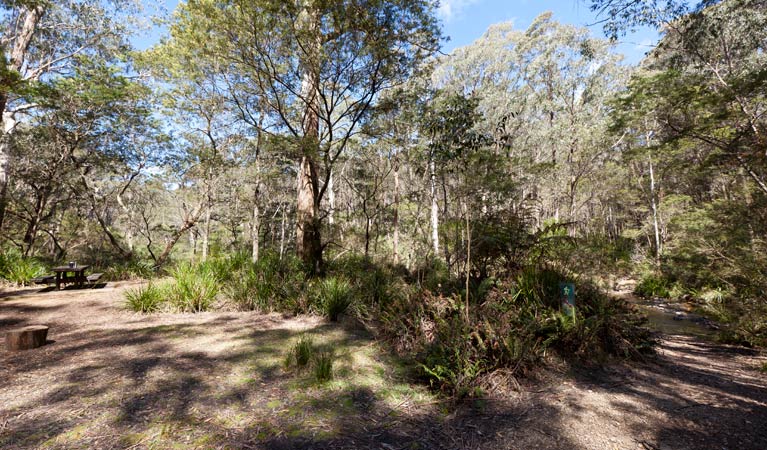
200 251 251 283
125 282 168 313
312 276 353 321
0 249 46 285
376 266 654 396
226 251 307 312
168 263 219 312
102 259 154 281
634 273 670 298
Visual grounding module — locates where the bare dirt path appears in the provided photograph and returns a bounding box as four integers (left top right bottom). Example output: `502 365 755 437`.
1 283 765 449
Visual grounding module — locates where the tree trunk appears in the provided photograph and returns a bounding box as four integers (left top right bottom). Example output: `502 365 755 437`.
252 196 260 263
464 202 471 323
0 5 44 232
429 157 440 257
279 203 287 260
154 203 205 268
295 3 323 274
202 200 211 261
393 156 400 265
649 157 662 262
296 155 322 272
328 171 335 226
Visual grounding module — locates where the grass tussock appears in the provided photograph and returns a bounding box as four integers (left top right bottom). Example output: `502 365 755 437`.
168 263 219 312
284 335 335 383
312 276 353 321
125 282 168 313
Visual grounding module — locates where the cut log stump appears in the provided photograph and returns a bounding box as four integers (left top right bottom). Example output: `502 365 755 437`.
5 325 49 351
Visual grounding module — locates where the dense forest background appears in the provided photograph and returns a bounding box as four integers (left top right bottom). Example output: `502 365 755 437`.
0 0 765 391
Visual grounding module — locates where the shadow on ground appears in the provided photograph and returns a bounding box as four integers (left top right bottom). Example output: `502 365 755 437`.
1 291 765 450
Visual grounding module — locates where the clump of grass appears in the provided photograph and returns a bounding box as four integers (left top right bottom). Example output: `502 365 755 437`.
284 335 315 370
125 282 168 313
200 251 251 283
283 336 334 383
168 263 219 312
226 251 308 313
314 277 353 321
313 350 334 383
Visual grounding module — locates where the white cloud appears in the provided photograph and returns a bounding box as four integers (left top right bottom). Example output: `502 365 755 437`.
438 0 483 23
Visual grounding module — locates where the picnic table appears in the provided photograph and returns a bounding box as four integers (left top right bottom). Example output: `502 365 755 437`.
51 264 90 289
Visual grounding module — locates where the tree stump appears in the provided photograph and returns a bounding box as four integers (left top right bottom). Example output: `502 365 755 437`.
5 325 49 351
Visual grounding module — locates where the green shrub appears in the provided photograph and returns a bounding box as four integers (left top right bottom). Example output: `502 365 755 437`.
200 251 250 284
125 282 168 313
225 251 307 313
313 277 353 321
377 266 654 395
168 263 219 312
102 259 154 281
313 350 334 383
634 273 670 298
0 249 46 285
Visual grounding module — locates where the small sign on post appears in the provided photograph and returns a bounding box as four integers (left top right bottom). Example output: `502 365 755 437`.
559 282 575 317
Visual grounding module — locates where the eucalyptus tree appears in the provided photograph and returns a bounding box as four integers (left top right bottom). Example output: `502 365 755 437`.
166 0 441 273
0 0 143 232
432 14 629 232
1 58 163 259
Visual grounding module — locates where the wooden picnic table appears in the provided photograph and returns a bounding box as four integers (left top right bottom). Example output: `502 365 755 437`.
51 264 90 290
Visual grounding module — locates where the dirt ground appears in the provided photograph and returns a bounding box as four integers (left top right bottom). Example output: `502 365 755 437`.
1 282 766 450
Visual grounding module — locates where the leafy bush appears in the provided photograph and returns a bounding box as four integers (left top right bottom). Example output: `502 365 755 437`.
634 273 670 298
200 251 251 284
125 282 168 313
0 249 46 285
225 251 307 312
313 277 353 321
377 266 653 395
168 263 219 312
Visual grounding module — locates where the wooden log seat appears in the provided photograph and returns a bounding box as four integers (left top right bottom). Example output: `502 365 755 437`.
5 325 49 351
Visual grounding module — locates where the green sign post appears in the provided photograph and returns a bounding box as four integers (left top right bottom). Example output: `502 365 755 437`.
559 282 575 317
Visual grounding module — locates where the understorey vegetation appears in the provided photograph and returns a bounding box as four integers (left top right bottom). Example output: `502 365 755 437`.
120 236 654 395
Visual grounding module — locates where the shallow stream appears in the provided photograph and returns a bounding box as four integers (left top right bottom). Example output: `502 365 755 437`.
617 292 718 338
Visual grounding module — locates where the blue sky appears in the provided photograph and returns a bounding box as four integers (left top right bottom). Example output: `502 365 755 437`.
136 0 659 65
438 0 659 64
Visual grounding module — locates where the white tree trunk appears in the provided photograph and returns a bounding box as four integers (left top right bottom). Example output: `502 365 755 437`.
429 158 440 257
251 200 260 263
279 204 287 260
649 157 662 261
202 200 211 261
328 171 335 226
393 158 400 265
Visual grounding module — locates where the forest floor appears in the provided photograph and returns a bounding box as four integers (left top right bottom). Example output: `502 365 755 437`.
1 281 766 450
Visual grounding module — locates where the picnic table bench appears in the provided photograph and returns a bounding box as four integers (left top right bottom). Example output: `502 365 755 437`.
32 266 103 289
